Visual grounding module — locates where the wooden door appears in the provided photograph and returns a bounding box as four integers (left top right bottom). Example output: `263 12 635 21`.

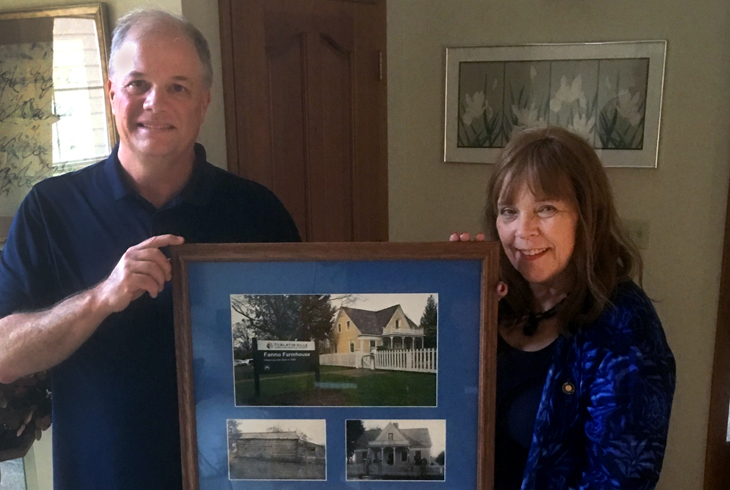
704 171 730 489
219 0 387 242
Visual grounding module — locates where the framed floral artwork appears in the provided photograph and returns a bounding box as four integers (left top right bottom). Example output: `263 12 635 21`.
444 41 666 167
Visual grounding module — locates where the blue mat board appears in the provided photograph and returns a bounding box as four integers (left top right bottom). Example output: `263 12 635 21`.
187 260 483 489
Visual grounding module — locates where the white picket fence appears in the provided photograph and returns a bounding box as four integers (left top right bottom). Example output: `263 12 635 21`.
375 348 437 373
319 348 437 374
319 352 364 369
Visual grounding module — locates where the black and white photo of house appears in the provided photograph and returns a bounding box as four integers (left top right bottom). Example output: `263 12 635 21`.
227 419 326 481
346 419 446 481
231 293 438 407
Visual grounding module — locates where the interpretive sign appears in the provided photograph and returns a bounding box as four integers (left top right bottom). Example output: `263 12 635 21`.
252 339 320 396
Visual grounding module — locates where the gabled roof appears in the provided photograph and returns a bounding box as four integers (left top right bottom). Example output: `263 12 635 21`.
400 428 432 448
239 431 299 440
353 426 432 450
353 429 381 450
341 305 419 335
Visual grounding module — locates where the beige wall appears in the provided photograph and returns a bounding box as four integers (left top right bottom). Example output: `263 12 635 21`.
4 0 727 488
388 0 730 488
180 0 227 169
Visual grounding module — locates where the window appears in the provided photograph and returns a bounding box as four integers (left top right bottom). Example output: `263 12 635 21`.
415 450 422 461
0 459 28 490
395 319 400 329
52 18 111 168
350 342 355 352
388 433 393 441
370 340 375 352
347 320 350 329
387 451 394 465
401 450 408 462
338 323 341 332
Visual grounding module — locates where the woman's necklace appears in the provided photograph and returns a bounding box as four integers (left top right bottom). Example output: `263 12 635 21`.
523 298 566 336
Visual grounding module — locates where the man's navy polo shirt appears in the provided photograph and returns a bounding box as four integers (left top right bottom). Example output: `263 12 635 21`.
0 144 299 489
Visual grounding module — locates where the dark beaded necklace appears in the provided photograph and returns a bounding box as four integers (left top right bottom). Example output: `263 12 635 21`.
523 298 566 336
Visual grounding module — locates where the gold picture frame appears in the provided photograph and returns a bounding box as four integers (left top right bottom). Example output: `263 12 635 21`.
0 3 116 242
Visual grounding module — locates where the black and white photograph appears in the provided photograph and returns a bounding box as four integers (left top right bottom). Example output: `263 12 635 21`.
346 419 446 481
231 293 438 407
226 419 326 481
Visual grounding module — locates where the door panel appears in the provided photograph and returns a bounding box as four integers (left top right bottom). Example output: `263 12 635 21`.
267 34 309 236
316 27 354 241
219 0 387 242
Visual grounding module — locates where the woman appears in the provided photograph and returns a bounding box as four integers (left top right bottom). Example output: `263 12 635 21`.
469 127 675 489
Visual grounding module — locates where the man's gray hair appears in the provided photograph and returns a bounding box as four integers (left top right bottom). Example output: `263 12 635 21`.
109 8 213 88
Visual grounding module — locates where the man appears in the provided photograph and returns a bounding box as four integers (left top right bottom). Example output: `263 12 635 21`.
0 8 299 489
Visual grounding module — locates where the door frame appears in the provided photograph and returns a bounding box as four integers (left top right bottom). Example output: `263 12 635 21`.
704 173 730 489
218 0 253 177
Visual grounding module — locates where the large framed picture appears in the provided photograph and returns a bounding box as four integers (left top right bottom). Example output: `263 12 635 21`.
172 242 499 489
0 3 115 242
444 41 667 167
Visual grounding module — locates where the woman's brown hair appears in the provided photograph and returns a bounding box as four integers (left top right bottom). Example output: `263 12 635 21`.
484 126 642 334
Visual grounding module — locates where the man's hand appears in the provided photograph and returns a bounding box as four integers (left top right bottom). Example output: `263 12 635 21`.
93 235 184 313
0 235 185 383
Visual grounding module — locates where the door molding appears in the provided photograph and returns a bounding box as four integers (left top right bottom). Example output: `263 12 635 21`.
704 173 730 489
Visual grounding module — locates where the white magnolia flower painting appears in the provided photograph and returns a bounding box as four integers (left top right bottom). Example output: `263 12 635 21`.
596 59 650 149
457 58 649 150
457 62 504 147
446 42 665 167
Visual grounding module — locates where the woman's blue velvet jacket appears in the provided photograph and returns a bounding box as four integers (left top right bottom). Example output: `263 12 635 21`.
520 281 676 490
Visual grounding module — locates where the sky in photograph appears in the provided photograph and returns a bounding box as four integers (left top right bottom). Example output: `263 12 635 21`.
233 419 326 446
359 419 446 456
230 293 438 327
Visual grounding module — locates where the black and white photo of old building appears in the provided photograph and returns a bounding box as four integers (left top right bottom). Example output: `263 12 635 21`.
346 419 445 481
228 419 326 480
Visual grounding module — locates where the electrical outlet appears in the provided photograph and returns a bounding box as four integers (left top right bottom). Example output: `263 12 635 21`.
623 219 650 250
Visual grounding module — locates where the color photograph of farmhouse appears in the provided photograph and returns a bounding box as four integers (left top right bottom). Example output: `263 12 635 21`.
227 419 326 481
231 293 438 407
346 419 446 481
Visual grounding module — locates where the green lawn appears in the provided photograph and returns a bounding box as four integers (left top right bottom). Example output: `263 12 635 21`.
234 366 436 406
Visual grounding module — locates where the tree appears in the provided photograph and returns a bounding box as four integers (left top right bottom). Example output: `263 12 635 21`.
297 295 337 350
435 450 445 466
228 420 242 453
346 419 365 461
420 295 438 348
232 295 300 340
231 294 336 346
231 321 252 358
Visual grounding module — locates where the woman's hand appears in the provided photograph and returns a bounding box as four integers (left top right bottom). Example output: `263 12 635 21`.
449 232 507 299
449 232 485 242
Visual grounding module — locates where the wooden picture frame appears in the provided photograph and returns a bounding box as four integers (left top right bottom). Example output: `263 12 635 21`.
0 3 115 242
172 242 499 489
